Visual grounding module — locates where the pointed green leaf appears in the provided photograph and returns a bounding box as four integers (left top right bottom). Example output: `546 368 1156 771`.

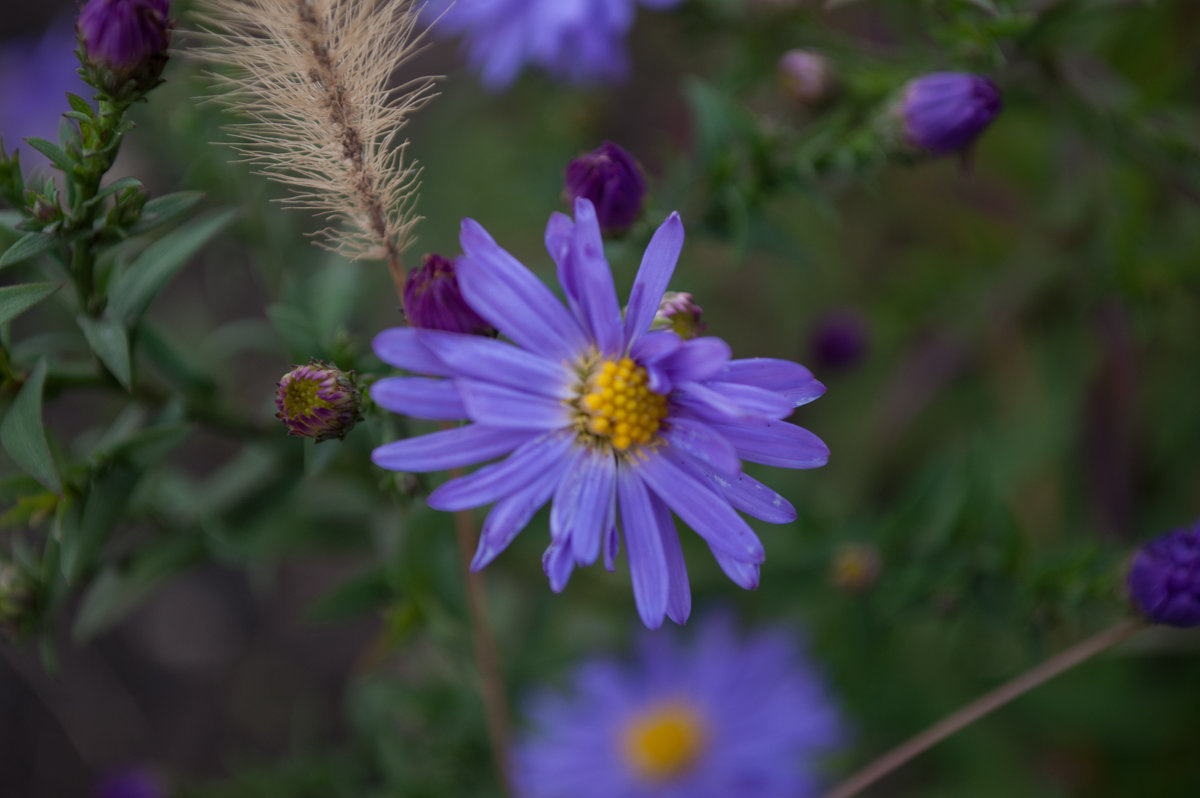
77 313 132 390
0 359 62 495
59 467 138 584
85 176 144 208
66 93 92 116
0 282 61 325
107 208 235 326
126 191 206 236
24 137 75 174
0 231 58 269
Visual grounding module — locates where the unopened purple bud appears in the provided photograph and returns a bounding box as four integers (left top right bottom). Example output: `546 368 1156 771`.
564 141 646 235
810 310 868 371
779 50 837 107
651 292 706 340
275 360 362 443
899 72 1001 155
1128 522 1200 627
403 253 495 336
96 770 163 798
77 0 172 100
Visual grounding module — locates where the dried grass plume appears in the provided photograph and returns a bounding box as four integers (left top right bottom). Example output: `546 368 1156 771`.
196 0 436 291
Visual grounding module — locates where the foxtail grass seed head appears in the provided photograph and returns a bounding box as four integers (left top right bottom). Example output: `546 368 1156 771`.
1128 521 1200 627
650 292 706 340
564 141 647 235
78 0 172 101
275 360 363 442
779 49 838 108
403 253 495 336
897 72 1001 155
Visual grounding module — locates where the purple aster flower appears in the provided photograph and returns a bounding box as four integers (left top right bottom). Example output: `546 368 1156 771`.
404 253 496 336
424 0 683 91
96 769 163 798
370 198 828 628
564 141 647 235
0 18 89 168
514 614 844 797
275 360 363 443
1127 521 1200 627
77 0 172 99
899 72 1001 155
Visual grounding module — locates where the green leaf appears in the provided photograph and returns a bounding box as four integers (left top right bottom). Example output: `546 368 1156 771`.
0 359 62 495
66 93 92 116
85 176 144 208
125 191 206 236
24 137 75 174
0 282 61 325
0 231 58 269
58 467 138 584
308 569 394 622
107 208 235 327
77 313 132 390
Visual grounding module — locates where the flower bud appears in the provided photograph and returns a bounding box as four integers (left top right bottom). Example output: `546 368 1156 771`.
1127 522 1200 627
402 253 495 336
650 292 706 340
77 0 172 101
779 50 837 108
896 72 1001 155
809 310 868 372
564 141 646 235
830 543 882 593
275 360 362 443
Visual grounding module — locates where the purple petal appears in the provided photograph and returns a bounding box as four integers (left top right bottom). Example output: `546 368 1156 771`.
705 382 796 419
624 212 684 348
631 330 684 365
427 433 573 510
604 520 619 572
711 546 761 589
711 470 797 524
544 212 574 270
662 417 740 476
672 380 751 421
455 379 573 430
711 418 830 469
560 198 624 354
472 458 565 570
651 493 691 624
721 358 827 406
457 218 589 360
617 466 669 629
550 446 617 566
371 424 531 472
636 452 765 563
416 330 573 398
543 541 576 592
370 377 467 420
372 327 454 376
660 336 731 383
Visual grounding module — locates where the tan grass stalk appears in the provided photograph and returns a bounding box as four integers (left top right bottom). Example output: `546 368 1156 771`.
196 0 437 293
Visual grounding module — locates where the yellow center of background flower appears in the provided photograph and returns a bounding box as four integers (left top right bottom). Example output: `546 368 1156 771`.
281 377 332 418
578 357 669 450
620 702 707 782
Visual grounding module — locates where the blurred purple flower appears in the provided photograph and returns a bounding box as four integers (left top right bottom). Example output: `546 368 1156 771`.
809 310 868 372
424 0 683 91
0 19 88 167
900 72 1001 155
779 49 837 107
514 614 844 797
96 770 163 798
1128 521 1200 627
404 253 496 336
564 141 646 234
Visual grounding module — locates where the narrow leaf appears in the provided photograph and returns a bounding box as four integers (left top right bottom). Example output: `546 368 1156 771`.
86 176 144 208
24 137 75 174
0 231 58 269
125 191 205 236
77 314 132 390
0 359 62 494
66 93 92 116
0 282 61 325
107 208 235 326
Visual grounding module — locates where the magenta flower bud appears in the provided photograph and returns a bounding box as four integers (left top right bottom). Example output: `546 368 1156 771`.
1128 522 1200 627
779 49 837 107
77 0 172 100
275 360 362 443
402 253 495 336
650 292 706 340
899 72 1001 155
564 141 646 235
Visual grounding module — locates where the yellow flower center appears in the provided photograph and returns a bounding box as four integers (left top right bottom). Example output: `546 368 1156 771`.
281 376 333 418
620 702 707 783
576 357 669 451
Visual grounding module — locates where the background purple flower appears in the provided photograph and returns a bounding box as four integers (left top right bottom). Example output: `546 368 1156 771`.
424 0 683 91
514 614 844 798
1127 521 1200 627
96 769 163 798
564 141 647 234
900 72 1001 154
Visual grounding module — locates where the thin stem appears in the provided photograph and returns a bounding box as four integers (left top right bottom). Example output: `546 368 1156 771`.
822 619 1145 798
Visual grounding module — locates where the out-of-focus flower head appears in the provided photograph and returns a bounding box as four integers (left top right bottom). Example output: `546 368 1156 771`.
564 141 647 235
898 72 1001 155
830 542 881 593
423 0 684 91
95 769 163 798
77 0 172 101
1127 521 1200 627
370 197 828 627
809 309 868 372
275 360 363 443
0 18 89 168
404 253 496 336
651 291 705 340
779 49 837 107
514 614 844 797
